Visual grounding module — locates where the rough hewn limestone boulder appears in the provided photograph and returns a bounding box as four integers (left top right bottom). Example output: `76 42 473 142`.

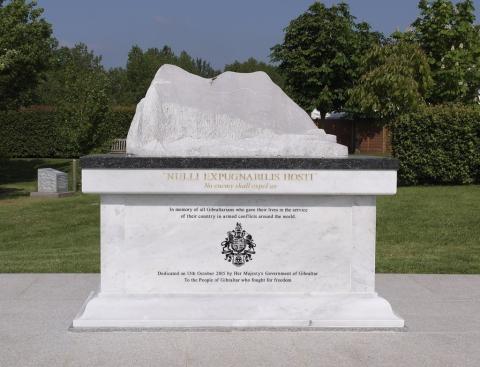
126 65 347 157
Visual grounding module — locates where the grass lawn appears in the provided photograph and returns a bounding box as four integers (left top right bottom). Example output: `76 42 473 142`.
0 158 98 272
0 158 479 273
377 185 480 273
0 158 80 198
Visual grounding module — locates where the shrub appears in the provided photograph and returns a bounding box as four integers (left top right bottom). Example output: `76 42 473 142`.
391 104 480 185
92 109 135 153
0 111 59 158
0 108 135 158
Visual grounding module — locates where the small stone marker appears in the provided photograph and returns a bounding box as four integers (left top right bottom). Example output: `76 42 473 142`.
30 168 73 198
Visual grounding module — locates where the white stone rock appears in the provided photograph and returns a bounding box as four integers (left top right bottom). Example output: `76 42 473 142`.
126 65 347 157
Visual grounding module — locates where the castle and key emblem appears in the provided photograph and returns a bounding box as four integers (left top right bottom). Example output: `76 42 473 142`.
221 222 256 267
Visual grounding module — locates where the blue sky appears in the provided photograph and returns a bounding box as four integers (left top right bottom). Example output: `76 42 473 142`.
38 0 480 70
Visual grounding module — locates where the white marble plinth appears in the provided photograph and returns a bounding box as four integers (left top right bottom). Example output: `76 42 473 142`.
74 166 404 329
81 169 397 195
73 292 403 328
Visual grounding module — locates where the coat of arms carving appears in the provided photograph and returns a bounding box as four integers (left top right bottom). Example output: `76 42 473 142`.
221 222 256 267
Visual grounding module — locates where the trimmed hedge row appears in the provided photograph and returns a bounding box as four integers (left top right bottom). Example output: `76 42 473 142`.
0 109 135 158
2 105 479 186
93 110 135 154
0 111 59 158
391 104 480 185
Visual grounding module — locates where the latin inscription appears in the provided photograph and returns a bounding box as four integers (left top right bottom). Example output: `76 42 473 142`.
163 171 315 191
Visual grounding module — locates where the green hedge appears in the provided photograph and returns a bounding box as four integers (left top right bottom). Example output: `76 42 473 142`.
0 111 59 158
391 104 480 185
0 109 135 158
3 105 480 186
93 110 136 154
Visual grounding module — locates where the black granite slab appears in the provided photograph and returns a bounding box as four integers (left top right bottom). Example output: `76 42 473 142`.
80 154 398 170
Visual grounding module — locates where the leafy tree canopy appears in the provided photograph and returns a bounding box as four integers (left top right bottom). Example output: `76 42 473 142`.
0 0 55 109
119 45 220 105
412 0 480 103
347 38 433 120
224 57 285 89
271 1 382 118
36 43 105 105
107 67 128 106
35 43 110 155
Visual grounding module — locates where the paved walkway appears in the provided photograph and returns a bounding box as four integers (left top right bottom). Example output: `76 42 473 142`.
0 274 479 367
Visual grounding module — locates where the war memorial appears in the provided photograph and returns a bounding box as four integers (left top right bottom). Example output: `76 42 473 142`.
73 65 404 328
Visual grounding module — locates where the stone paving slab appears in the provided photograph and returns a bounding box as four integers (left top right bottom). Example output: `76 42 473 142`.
0 274 479 367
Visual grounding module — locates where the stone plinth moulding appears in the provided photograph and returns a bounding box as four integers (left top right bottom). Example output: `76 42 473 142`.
73 155 404 329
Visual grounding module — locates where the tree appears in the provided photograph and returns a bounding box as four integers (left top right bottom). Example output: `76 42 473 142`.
36 43 111 155
224 57 285 89
121 45 219 105
271 2 382 119
123 46 167 104
347 38 433 120
0 0 55 109
37 43 106 105
412 0 480 103
194 58 218 78
106 67 128 106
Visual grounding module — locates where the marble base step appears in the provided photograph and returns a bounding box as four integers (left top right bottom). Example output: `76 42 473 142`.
73 291 405 329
